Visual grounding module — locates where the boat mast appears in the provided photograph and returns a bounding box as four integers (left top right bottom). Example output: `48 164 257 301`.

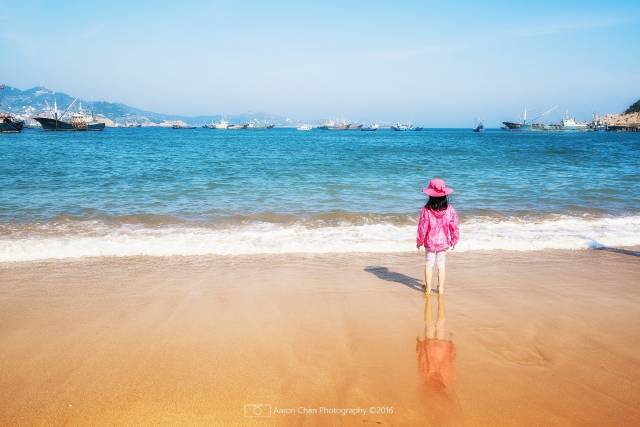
53 92 58 121
58 97 78 121
530 105 558 123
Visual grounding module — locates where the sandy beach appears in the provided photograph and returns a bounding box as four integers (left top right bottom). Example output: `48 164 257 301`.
1 249 639 425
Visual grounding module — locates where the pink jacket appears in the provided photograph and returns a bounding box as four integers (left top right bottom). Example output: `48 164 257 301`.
416 205 460 252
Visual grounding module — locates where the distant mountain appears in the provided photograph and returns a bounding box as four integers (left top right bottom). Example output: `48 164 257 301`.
0 85 292 126
624 99 640 114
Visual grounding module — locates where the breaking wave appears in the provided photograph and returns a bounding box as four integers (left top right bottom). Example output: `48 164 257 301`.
1 214 639 262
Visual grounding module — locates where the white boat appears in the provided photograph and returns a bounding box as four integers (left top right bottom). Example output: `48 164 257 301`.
172 124 196 129
560 116 589 131
213 119 229 129
392 123 410 131
297 124 312 131
361 124 379 131
227 123 248 130
391 123 423 131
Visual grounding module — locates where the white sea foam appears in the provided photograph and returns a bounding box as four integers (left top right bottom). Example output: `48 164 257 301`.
1 215 639 262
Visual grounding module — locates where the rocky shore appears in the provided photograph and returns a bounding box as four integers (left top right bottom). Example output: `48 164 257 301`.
603 111 640 127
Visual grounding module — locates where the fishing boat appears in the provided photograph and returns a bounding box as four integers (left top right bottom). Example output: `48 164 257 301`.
316 120 335 130
327 121 351 130
506 106 562 131
391 123 422 131
0 85 24 133
297 124 312 131
472 119 484 132
316 120 362 130
227 123 248 130
33 98 105 131
391 123 411 131
560 113 589 131
531 123 562 131
361 124 379 131
501 121 527 130
34 113 105 131
247 121 275 129
211 119 229 129
172 124 196 129
0 113 24 133
590 114 607 131
502 108 530 131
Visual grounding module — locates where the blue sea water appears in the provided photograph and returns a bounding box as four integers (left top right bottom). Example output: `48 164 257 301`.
1 128 639 261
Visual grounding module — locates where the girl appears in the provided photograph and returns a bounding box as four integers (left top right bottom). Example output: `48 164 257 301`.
416 178 459 294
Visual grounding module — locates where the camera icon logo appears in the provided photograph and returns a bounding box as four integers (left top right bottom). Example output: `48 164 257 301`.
244 403 272 417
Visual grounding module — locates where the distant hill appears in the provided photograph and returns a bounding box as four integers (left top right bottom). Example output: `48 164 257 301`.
0 85 292 126
624 99 640 114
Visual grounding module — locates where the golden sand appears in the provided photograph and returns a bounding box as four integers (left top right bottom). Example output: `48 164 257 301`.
1 250 639 425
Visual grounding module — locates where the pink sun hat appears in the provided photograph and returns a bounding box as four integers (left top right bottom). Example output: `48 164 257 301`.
422 178 454 197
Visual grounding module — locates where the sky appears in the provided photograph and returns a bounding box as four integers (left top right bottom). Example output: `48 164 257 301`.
1 0 639 126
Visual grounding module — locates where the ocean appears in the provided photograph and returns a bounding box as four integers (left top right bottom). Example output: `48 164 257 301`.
1 128 639 262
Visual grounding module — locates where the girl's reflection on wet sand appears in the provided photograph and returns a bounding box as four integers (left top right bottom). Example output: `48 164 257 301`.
416 294 456 389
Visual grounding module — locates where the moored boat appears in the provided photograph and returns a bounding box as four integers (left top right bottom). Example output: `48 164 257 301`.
361 124 379 131
297 124 312 131
391 123 422 131
33 98 105 131
531 123 562 131
247 121 274 130
0 113 24 133
590 113 607 131
172 124 196 129
317 120 362 130
327 122 350 130
0 84 25 133
560 115 589 131
501 121 529 130
247 121 274 129
502 108 530 131
227 123 248 130
211 119 229 129
34 116 106 131
391 123 410 131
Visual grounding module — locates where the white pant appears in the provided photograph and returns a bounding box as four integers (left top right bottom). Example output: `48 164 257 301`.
425 250 446 269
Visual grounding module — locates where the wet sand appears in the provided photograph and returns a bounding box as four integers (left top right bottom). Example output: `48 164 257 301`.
1 250 639 426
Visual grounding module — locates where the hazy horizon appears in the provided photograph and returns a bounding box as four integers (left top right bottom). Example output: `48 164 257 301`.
1 0 639 126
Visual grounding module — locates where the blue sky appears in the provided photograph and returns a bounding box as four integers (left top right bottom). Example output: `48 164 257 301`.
1 0 639 126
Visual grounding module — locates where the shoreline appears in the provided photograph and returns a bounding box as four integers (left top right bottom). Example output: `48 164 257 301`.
1 244 640 266
1 249 640 425
2 214 640 262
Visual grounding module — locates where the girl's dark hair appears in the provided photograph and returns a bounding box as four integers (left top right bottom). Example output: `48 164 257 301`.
425 196 448 211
